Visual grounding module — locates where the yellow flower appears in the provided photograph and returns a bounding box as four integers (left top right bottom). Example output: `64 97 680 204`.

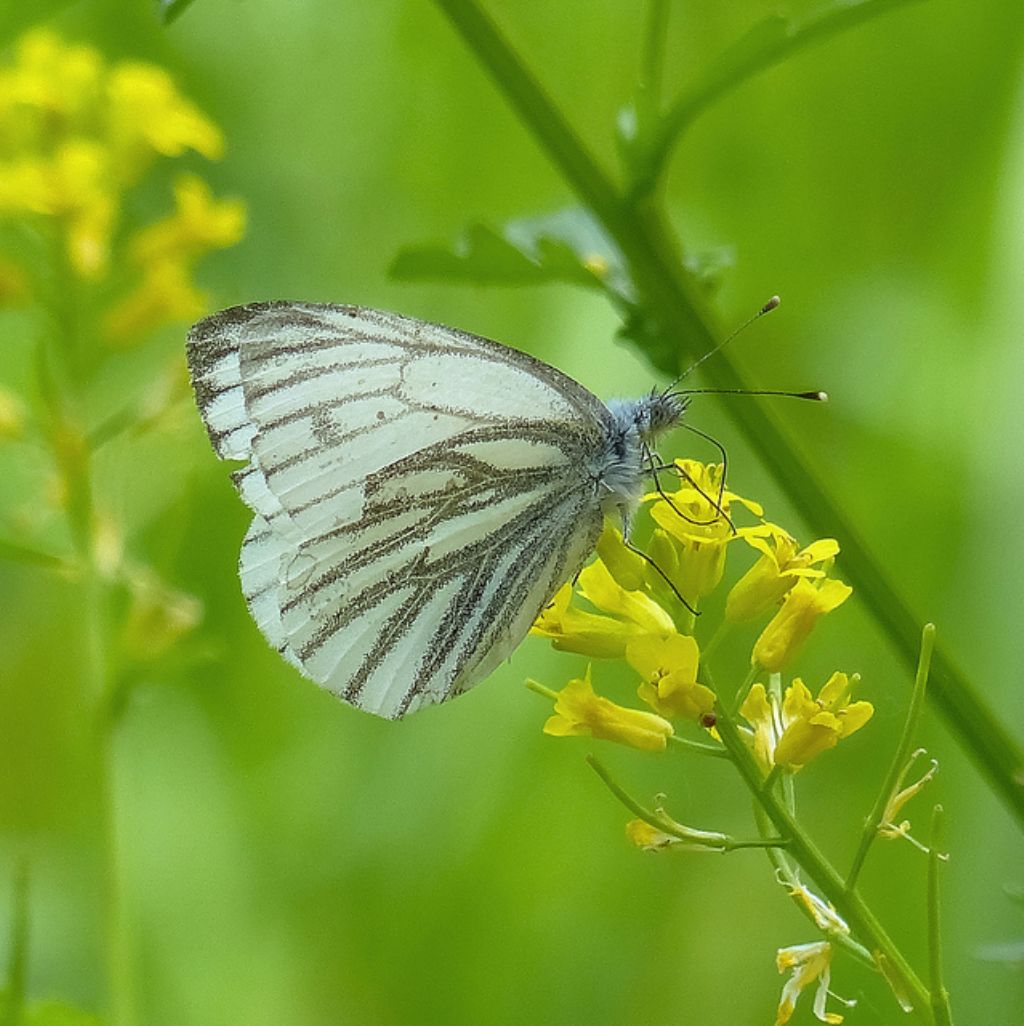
775 941 851 1025
626 632 716 722
726 523 840 622
129 174 245 266
0 142 115 277
774 673 873 767
647 460 761 602
51 139 116 276
531 559 675 658
106 63 224 178
0 33 237 286
740 673 872 771
752 577 852 671
539 666 674 752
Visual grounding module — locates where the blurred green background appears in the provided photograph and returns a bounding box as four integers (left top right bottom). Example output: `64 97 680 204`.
1 0 1023 1023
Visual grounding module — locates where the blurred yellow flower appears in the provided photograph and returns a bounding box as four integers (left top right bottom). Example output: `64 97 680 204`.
753 577 852 671
626 631 715 722
740 673 872 772
130 174 245 265
775 941 850 1025
106 63 224 174
726 523 839 622
0 27 240 306
538 666 674 752
0 29 103 131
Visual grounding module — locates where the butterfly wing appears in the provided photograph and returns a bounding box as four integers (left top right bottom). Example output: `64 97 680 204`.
187 301 612 718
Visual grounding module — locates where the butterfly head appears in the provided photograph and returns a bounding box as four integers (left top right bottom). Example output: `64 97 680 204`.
619 389 690 444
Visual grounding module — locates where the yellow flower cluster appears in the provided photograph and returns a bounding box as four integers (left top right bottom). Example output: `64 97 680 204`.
0 29 243 338
531 459 866 767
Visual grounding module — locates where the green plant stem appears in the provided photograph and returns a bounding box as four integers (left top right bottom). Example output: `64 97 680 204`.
635 0 670 133
587 754 786 852
43 251 134 1026
713 702 933 1021
667 734 729 758
928 806 954 1026
847 623 935 890
431 0 1024 829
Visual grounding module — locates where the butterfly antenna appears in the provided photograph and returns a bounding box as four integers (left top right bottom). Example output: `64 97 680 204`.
664 295 781 393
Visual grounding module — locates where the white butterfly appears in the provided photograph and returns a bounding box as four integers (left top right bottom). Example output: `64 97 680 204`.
186 301 688 719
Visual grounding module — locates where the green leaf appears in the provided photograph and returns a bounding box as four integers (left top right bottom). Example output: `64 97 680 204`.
391 208 633 300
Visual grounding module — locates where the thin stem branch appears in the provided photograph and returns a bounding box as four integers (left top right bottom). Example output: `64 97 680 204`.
713 702 933 1021
635 0 671 132
431 0 1024 830
928 806 954 1026
587 754 785 852
847 623 936 890
667 733 729 759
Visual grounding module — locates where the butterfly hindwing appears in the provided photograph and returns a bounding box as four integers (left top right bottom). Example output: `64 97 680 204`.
187 301 611 717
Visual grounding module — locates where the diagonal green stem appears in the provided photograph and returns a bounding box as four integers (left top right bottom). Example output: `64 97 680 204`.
431 0 1024 829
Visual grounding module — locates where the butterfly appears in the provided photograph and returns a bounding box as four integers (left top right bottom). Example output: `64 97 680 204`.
186 301 691 719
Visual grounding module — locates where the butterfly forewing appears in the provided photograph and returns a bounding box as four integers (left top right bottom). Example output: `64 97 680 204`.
187 301 612 718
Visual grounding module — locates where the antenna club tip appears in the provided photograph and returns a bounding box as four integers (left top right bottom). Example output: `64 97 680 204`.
762 295 781 314
812 390 828 402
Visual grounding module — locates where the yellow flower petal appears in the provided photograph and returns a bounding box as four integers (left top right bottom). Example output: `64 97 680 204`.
627 632 715 721
775 941 848 1025
727 524 841 623
541 667 673 752
753 578 853 672
741 672 872 771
